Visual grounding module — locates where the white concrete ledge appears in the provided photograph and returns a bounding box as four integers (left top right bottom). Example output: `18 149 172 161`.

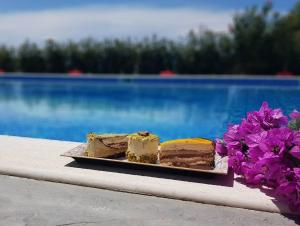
0 135 296 215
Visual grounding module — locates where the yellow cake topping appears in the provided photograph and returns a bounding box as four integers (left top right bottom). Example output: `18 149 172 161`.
160 138 213 147
127 131 159 141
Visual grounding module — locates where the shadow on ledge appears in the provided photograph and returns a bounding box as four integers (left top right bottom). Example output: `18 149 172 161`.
65 160 234 187
281 214 300 224
235 176 300 218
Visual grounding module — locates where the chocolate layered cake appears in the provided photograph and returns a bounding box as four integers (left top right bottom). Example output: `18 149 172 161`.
85 133 128 158
160 138 215 169
126 131 159 164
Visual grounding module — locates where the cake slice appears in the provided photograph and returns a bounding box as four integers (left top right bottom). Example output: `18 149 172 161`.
85 133 128 158
126 131 159 164
160 138 215 169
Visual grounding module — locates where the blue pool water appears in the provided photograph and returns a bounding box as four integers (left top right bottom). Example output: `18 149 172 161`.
0 76 300 142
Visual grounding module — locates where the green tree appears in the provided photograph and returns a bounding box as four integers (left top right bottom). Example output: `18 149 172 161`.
138 36 176 74
178 30 230 74
65 41 83 71
44 39 66 73
79 38 103 73
101 39 137 74
230 3 279 74
0 46 16 71
217 34 234 74
273 3 300 74
17 41 46 72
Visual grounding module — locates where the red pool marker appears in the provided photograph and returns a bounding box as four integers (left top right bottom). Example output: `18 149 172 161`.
0 69 5 75
276 70 294 77
160 69 176 77
68 69 83 77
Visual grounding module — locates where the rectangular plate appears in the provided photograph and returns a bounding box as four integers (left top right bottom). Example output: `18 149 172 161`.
61 144 228 175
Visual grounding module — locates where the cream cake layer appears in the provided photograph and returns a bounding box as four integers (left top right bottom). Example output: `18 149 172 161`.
126 131 159 164
85 133 128 158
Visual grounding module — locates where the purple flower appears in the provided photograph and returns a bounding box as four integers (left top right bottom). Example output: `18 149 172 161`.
224 125 247 153
239 118 262 136
241 162 264 185
290 146 300 160
217 102 300 212
228 151 245 175
289 110 300 119
275 168 300 211
215 138 228 156
240 153 285 187
245 131 267 149
295 168 300 178
258 154 286 187
258 128 294 157
294 131 300 146
223 125 240 142
245 131 267 161
246 102 288 131
247 147 263 161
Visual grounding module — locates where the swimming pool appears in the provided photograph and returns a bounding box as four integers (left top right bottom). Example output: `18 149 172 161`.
0 75 300 142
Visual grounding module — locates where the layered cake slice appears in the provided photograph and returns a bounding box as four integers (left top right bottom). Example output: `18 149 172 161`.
126 131 159 164
85 133 128 158
160 138 215 169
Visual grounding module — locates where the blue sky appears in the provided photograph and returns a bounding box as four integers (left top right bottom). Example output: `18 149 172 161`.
0 0 298 45
0 0 296 12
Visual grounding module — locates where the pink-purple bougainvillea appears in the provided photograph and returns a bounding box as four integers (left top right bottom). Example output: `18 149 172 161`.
216 102 300 211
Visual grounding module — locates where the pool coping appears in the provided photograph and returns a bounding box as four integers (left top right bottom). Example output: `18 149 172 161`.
0 135 297 215
1 73 300 87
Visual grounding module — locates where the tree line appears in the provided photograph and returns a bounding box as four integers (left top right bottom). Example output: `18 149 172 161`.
0 2 300 75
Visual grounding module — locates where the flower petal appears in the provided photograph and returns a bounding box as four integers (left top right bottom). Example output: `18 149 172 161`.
290 146 300 159
289 110 300 119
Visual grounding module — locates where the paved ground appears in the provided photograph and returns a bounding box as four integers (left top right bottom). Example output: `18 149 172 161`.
0 175 299 226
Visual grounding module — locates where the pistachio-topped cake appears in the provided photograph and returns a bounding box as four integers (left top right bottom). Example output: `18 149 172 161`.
85 133 128 158
160 138 215 169
126 131 159 164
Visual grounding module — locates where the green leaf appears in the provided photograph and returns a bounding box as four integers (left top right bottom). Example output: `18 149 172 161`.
288 118 300 131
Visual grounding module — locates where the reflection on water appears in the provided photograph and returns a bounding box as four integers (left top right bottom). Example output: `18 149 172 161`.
0 79 299 142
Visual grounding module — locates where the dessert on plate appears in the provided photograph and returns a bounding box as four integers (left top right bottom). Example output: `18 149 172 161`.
159 138 215 169
126 131 159 164
85 133 128 158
